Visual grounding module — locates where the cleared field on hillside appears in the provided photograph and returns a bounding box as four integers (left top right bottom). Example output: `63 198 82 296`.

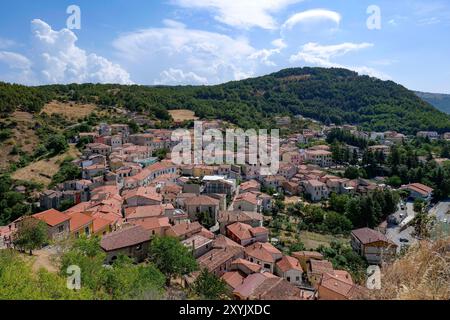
12 145 81 186
41 101 97 121
169 109 198 122
299 231 349 250
0 111 40 170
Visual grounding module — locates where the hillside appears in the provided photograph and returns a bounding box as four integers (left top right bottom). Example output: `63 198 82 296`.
1 68 450 134
415 91 450 114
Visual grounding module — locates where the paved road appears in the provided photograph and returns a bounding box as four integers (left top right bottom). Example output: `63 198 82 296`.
429 200 450 223
386 200 417 252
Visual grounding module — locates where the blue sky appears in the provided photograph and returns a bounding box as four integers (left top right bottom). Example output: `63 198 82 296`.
0 0 449 93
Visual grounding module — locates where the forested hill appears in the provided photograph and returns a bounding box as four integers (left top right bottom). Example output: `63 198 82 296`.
1 67 450 134
415 91 450 114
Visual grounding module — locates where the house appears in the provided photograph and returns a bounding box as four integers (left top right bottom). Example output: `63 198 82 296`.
261 175 287 191
368 145 391 157
233 273 312 300
39 190 63 210
226 222 269 246
233 192 261 212
401 183 433 202
123 162 177 188
183 195 220 223
182 234 214 258
82 164 106 180
230 258 262 275
275 256 303 286
202 176 236 196
218 211 263 234
239 180 261 193
292 251 324 274
84 143 112 157
32 209 71 241
304 180 329 202
197 242 244 277
244 242 283 273
307 259 334 286
165 221 203 240
66 211 94 238
281 151 302 166
221 271 246 291
351 228 397 264
123 186 163 207
305 150 332 167
318 271 363 300
130 217 171 237
278 164 297 180
100 225 150 264
417 131 439 140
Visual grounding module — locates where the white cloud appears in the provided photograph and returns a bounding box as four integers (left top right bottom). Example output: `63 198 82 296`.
283 9 341 29
249 39 286 67
0 20 132 85
113 24 258 84
0 51 31 69
158 68 208 85
290 42 373 65
290 42 390 80
171 0 303 29
29 19 132 84
0 37 16 49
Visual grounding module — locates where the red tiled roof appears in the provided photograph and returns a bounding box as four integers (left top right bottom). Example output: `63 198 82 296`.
221 271 245 290
276 256 303 273
351 227 396 246
245 242 282 263
100 225 150 251
66 212 94 232
184 195 220 206
33 209 70 227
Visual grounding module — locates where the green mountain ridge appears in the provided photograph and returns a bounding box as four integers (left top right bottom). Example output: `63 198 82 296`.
1 67 450 134
415 91 450 114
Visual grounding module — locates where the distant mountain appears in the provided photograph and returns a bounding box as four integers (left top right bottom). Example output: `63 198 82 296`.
2 67 450 134
415 91 450 114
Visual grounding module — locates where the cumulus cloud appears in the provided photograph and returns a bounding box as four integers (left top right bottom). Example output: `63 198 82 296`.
283 9 341 29
29 19 132 84
0 19 132 85
113 24 258 85
290 42 390 80
171 0 303 29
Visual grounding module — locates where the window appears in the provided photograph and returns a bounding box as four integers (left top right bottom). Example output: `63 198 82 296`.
287 277 291 282
296 276 300 281
264 263 270 269
136 245 142 251
58 225 65 233
85 227 90 235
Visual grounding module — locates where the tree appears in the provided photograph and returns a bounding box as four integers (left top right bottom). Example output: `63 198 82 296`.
193 269 228 300
413 198 425 214
45 134 68 156
0 250 93 300
60 237 165 299
344 166 361 179
386 175 402 188
148 236 198 285
288 241 305 254
13 218 48 255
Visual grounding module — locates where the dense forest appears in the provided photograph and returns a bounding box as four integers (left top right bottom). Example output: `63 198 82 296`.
1 67 450 134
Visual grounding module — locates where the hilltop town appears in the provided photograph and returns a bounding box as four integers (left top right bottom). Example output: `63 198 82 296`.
1 111 449 300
